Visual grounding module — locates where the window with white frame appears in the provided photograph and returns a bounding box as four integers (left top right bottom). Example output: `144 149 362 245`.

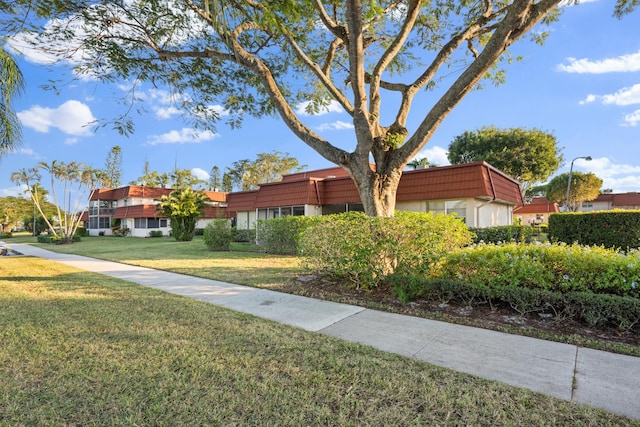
428 200 466 220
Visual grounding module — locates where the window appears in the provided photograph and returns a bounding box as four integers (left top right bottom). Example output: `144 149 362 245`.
292 206 305 216
89 217 111 229
134 218 168 229
428 200 466 220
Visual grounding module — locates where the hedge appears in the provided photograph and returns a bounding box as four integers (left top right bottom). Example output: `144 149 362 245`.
548 210 640 249
388 275 640 331
469 225 533 244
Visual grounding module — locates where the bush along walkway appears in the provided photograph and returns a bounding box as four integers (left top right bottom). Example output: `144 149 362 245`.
11 243 640 421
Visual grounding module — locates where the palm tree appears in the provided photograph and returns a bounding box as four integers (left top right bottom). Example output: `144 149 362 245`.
157 188 208 241
0 46 25 158
407 157 435 170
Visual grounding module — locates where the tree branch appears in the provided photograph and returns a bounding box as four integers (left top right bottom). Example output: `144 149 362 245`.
369 0 421 123
395 0 562 167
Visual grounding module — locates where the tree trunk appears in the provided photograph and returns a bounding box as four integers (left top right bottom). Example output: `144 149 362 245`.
344 156 403 218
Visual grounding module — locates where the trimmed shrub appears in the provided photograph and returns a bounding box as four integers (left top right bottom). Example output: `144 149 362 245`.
432 242 640 298
112 227 130 237
299 211 473 289
203 219 233 251
0 232 12 239
75 227 88 237
232 228 256 243
387 274 640 331
469 225 533 244
549 210 640 249
37 234 54 243
257 216 318 255
148 230 164 238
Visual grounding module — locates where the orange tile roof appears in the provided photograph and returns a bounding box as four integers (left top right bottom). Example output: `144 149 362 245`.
202 206 229 219
204 191 228 203
226 191 259 216
514 197 559 214
90 186 172 201
596 192 640 207
253 179 322 208
397 162 522 204
282 166 351 182
113 205 165 219
226 162 522 212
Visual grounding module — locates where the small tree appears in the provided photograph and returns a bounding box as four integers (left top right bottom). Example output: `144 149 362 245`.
104 145 123 188
156 188 208 241
208 166 221 191
448 127 563 192
545 172 602 211
11 161 102 243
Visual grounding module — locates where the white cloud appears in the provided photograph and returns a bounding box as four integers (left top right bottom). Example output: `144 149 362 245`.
575 157 640 192
0 185 27 198
623 109 640 126
296 100 344 116
146 128 218 145
191 168 210 181
17 100 96 136
557 50 640 74
412 145 451 167
600 84 640 106
155 106 182 120
579 94 597 105
315 120 355 131
64 138 80 145
11 147 35 156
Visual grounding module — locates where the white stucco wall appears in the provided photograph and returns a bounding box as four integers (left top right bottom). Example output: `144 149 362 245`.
475 203 513 228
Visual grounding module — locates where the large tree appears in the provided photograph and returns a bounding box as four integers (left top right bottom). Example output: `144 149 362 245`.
447 126 562 192
545 172 602 212
7 0 636 216
225 151 304 191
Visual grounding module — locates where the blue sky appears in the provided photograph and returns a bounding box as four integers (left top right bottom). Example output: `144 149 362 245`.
1 1 639 199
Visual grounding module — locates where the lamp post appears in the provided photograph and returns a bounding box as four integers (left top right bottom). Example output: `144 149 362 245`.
565 156 592 211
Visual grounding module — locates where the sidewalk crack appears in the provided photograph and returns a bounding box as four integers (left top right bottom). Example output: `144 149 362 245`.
570 346 579 402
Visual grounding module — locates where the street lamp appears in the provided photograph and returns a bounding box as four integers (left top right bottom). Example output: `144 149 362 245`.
565 156 592 211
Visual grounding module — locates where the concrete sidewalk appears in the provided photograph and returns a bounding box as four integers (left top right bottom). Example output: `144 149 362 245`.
7 243 640 420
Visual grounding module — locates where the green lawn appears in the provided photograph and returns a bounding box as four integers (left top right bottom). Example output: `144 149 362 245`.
8 234 302 289
0 257 633 425
7 234 640 357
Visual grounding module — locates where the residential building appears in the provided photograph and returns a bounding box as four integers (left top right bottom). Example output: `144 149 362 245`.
227 161 523 229
514 197 559 225
579 192 640 212
85 186 227 237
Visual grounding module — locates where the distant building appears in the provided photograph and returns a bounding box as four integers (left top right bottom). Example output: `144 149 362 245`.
84 186 227 237
227 161 524 230
85 162 525 237
514 197 559 225
579 192 640 211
